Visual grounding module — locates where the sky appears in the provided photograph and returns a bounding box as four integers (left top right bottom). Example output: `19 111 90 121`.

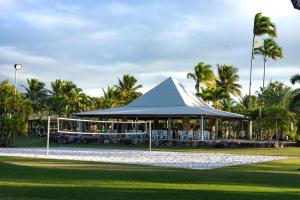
0 0 299 97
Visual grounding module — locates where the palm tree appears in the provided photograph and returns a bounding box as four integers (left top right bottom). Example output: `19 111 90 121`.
200 87 229 109
100 86 119 109
254 38 283 89
231 96 254 113
291 74 300 85
50 79 65 96
249 13 277 108
216 64 241 110
22 78 48 113
257 81 291 109
290 74 300 115
0 80 32 146
187 62 215 94
49 79 84 116
240 95 257 110
115 74 142 105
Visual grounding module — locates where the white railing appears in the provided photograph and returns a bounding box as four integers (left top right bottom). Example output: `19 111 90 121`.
152 130 215 140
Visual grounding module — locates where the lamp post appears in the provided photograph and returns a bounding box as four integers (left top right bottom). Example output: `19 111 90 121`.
13 64 22 146
14 64 22 96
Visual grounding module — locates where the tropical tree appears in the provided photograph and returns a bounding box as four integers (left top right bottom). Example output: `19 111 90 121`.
114 74 142 105
249 12 277 108
187 62 215 94
256 105 296 140
237 95 257 110
289 74 300 139
257 81 291 109
89 97 103 110
22 78 48 113
100 86 119 109
48 79 87 116
0 80 32 147
50 79 65 96
200 87 228 109
249 81 297 140
254 38 283 88
216 64 241 110
290 74 300 111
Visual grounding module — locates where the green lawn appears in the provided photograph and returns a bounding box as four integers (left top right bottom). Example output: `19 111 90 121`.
0 155 299 200
16 136 300 157
3 136 300 199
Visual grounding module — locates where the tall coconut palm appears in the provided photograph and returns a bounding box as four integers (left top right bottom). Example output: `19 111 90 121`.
100 86 119 109
200 87 229 109
187 62 215 94
22 78 48 101
115 74 142 105
291 74 300 85
254 38 283 89
289 74 300 114
22 78 48 113
49 79 84 116
249 13 277 108
216 64 241 110
50 79 65 96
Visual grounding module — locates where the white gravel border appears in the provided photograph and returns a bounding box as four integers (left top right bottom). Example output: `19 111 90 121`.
0 147 290 170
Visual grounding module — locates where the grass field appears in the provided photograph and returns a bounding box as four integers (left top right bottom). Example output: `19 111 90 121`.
0 136 299 199
0 155 299 200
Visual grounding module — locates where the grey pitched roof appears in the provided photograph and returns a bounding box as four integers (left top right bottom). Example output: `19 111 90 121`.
128 77 211 108
76 77 244 119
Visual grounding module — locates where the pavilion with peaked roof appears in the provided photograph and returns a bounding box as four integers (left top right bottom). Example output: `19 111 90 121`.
76 77 246 141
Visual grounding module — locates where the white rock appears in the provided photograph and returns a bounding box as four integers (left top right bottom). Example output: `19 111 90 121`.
0 147 289 170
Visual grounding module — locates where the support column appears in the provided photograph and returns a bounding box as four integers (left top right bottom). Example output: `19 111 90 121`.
167 117 172 139
182 117 190 131
215 119 219 139
200 115 204 141
135 117 138 132
229 120 231 139
153 119 159 130
249 121 253 140
121 117 128 133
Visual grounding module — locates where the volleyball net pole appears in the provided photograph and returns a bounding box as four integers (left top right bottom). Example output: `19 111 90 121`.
46 116 50 156
46 117 152 155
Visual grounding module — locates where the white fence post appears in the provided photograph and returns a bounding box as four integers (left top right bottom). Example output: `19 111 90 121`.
149 121 152 152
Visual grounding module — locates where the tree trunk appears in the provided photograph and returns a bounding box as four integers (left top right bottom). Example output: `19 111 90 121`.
227 97 231 112
248 34 255 108
195 82 200 94
263 56 267 89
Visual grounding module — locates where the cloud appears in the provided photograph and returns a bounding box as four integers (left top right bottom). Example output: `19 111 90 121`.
0 46 57 65
18 10 93 29
0 0 299 97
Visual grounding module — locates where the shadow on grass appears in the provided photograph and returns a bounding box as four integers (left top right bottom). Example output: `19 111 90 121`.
1 185 299 200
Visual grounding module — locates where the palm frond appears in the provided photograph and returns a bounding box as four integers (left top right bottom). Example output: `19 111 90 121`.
290 74 300 85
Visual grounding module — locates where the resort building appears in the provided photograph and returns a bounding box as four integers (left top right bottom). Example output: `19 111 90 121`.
75 77 246 143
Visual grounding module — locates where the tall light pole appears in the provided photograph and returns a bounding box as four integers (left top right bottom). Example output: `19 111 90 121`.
14 64 22 96
13 64 22 146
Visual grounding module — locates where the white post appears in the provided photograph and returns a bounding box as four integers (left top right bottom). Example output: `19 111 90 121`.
201 115 204 141
46 116 50 156
249 121 253 140
149 121 152 152
57 117 60 133
215 119 218 139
